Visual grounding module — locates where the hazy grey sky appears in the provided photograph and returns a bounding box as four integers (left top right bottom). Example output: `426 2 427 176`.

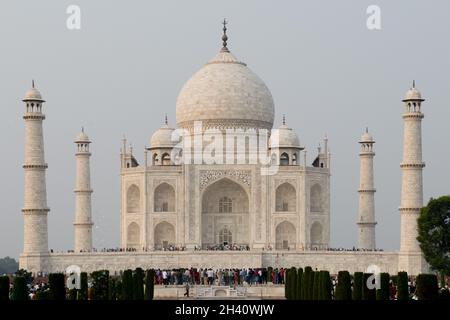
1 0 449 258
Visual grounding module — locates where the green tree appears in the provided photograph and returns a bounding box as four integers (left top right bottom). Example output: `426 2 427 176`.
12 276 28 300
109 278 117 300
335 271 351 300
289 267 297 300
415 274 439 300
296 268 303 300
376 273 390 300
319 271 332 300
115 280 123 300
78 272 88 300
362 273 376 300
352 272 363 300
301 266 313 300
417 196 450 279
397 272 409 300
0 257 18 275
312 271 319 300
0 276 10 301
144 269 155 300
15 269 32 284
133 268 145 300
121 269 133 300
91 270 109 300
49 273 66 300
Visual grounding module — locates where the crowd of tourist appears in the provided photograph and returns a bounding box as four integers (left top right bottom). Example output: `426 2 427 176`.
154 268 286 286
194 244 250 251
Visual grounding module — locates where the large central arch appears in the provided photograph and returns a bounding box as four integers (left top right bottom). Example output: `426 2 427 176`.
201 178 249 248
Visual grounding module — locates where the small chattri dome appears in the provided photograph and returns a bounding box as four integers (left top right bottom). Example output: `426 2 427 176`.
150 124 176 149
269 122 301 149
403 82 424 101
23 87 44 102
360 130 374 143
75 129 90 143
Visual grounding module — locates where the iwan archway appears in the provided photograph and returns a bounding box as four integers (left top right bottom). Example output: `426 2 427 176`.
201 178 249 248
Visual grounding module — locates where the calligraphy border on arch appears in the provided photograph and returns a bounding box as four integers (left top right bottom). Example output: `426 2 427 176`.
199 170 251 191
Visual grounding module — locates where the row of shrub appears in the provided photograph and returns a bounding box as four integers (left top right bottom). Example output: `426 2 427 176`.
0 268 156 300
285 268 444 300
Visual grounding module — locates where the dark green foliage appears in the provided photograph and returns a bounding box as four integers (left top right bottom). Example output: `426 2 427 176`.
144 269 155 300
36 290 51 300
15 269 32 284
288 267 297 300
312 272 319 300
376 273 390 300
121 269 133 300
417 196 450 276
284 269 290 299
49 273 66 300
133 268 145 300
91 270 109 300
301 266 313 300
362 273 376 300
335 271 351 300
0 276 10 301
295 268 303 300
78 272 88 300
0 257 18 275
415 274 439 300
319 271 332 300
352 272 363 300
115 280 123 300
68 289 77 300
109 278 117 300
439 288 450 300
11 276 27 300
397 271 409 300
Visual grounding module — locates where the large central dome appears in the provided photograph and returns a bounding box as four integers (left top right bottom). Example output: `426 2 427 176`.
176 42 275 130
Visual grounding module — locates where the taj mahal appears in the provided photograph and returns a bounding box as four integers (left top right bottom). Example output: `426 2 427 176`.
19 23 428 275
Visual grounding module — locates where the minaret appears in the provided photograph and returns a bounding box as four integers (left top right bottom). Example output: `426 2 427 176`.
357 128 377 250
399 82 425 257
74 129 93 252
22 81 49 254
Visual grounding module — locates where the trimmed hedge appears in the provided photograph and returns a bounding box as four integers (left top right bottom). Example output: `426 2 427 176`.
91 270 109 300
109 278 117 300
301 266 313 300
49 273 66 300
144 269 155 300
78 272 88 300
36 290 52 300
0 276 10 301
133 268 145 300
362 273 376 300
121 269 133 300
312 271 319 300
352 272 363 300
289 267 297 300
115 280 123 300
12 276 27 300
376 273 390 300
397 272 409 300
335 271 351 300
415 274 438 300
319 271 332 300
295 268 303 300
